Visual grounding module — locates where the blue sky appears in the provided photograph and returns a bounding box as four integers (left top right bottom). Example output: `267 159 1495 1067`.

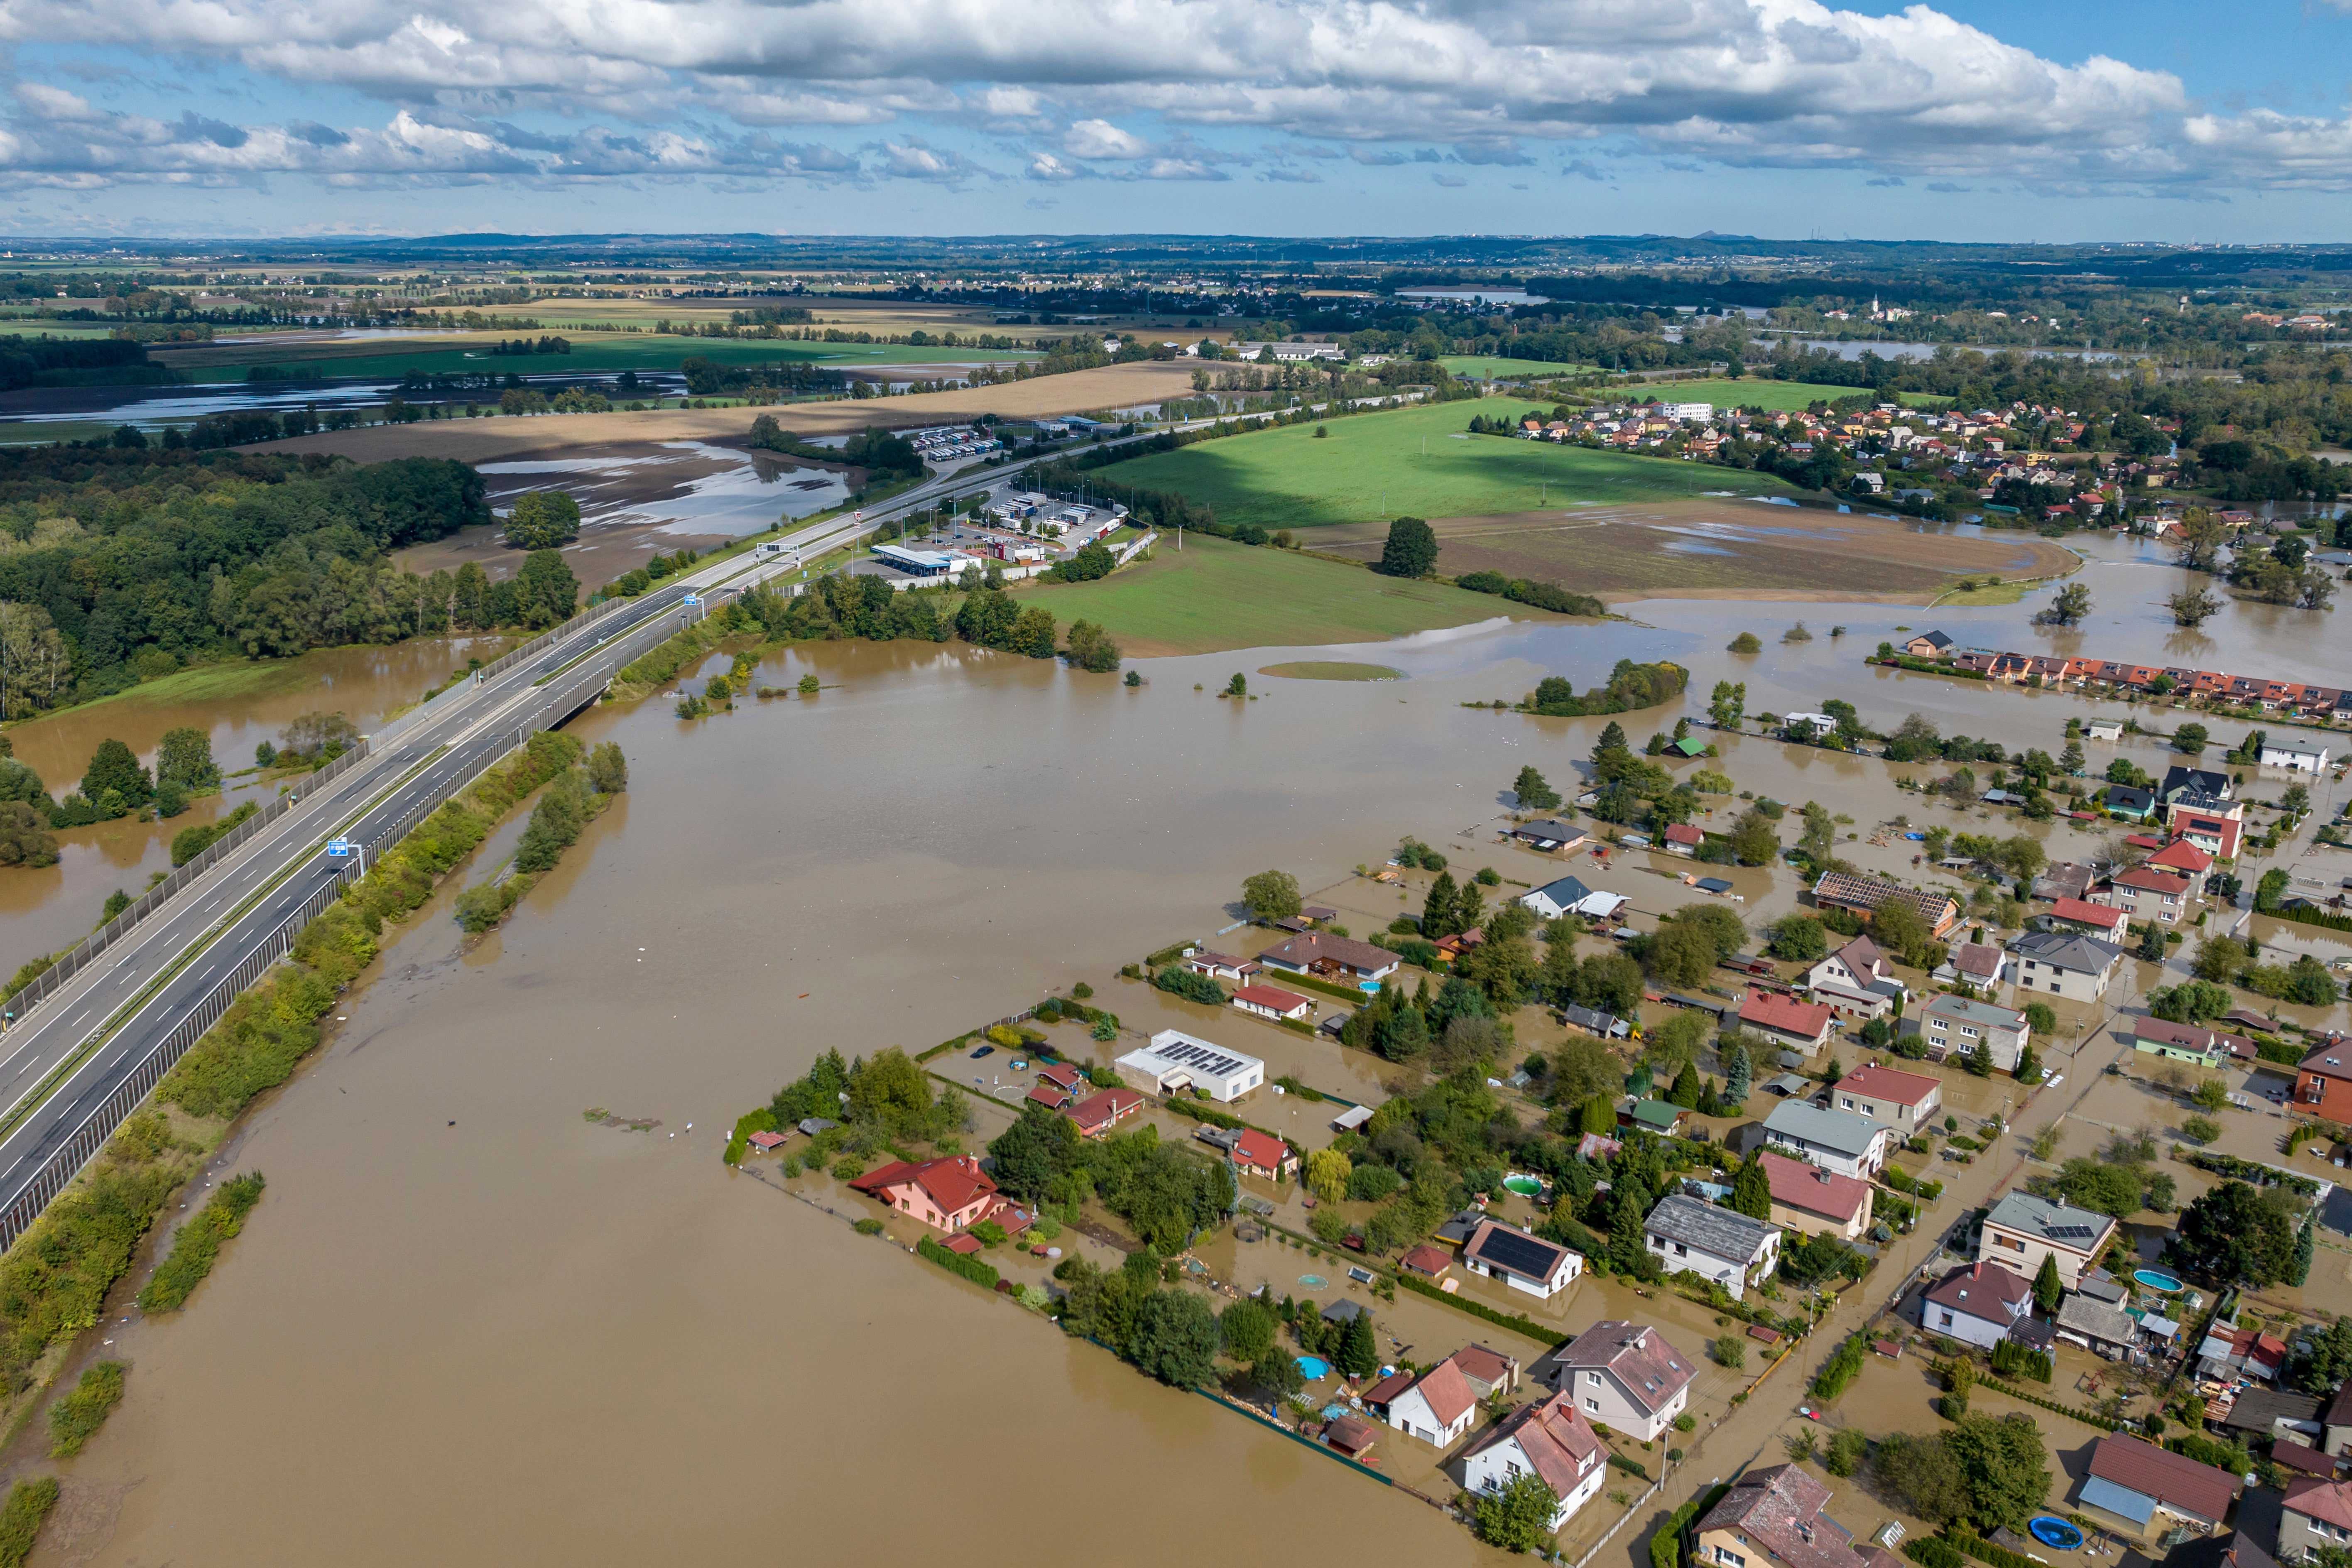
2 0 2350 242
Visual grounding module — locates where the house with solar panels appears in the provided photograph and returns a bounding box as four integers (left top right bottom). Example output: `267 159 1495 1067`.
1978 1190 2117 1291
1115 1030 1265 1102
1458 1218 1584 1300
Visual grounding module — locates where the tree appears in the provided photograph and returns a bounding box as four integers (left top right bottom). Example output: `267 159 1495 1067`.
1252 1351 1305 1402
1873 1432 1970 1527
2192 1077 2230 1113
2033 1252 2063 1313
1242 870 1302 921
1578 1093 1616 1137
2136 924 2166 963
2176 1181 2299 1286
1512 765 1561 811
2173 723 2209 756
1721 1034 1751 1104
2168 586 2222 627
1303 1148 1351 1204
154 728 218 790
1423 871 1461 938
1712 1333 1747 1369
1666 1061 1701 1109
586 742 629 794
1375 516 1438 578
988 1105 1082 1201
1709 680 1747 729
79 739 152 812
2036 582 2092 626
2190 936 2244 984
514 549 579 629
1064 619 1122 672
1219 1298 1277 1363
1335 1309 1378 1378
0 801 57 867
1011 605 1058 658
1943 1411 2051 1528
1644 918 1719 989
1766 913 1828 963
1730 1156 1772 1220
1552 1035 1617 1108
1475 1473 1563 1553
2180 1114 2221 1144
1730 809 1779 867
1131 1289 1220 1387
504 489 582 549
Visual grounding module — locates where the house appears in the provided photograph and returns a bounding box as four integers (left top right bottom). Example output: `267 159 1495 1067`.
1644 1195 1781 1301
1026 1080 1074 1110
1544 1320 1696 1441
1740 991 1837 1056
1760 1152 1875 1240
1811 871 1961 938
1761 1101 1891 1178
2300 1040 2352 1125
2282 1475 2352 1564
1255 931 1399 983
2147 839 2216 878
1910 994 2031 1073
1521 875 1597 920
1231 983 1314 1022
1227 1127 1298 1182
1806 936 1904 1018
2049 897 2129 936
1904 631 1954 658
1935 941 2008 989
1695 1464 1881 1568
1624 1098 1688 1137
1461 1392 1610 1534
2078 1433 2241 1541
2034 861 2097 903
1460 1218 1585 1299
2010 930 2127 1002
1921 1260 2035 1349
1662 823 1703 855
2056 1291 2144 1356
1116 1030 1264 1101
1037 1061 1087 1096
850 1154 1002 1234
1830 1063 1943 1135
1453 1343 1521 1399
2261 734 2332 773
2215 1387 2325 1449
2130 1016 2255 1066
1980 1190 2117 1290
2095 866 2195 924
1065 1086 1144 1138
1512 819 1589 852
1183 950 1257 982
1561 1002 1631 1040
2086 718 2125 742
2161 765 2232 802
2167 794 2247 860
1399 1243 1453 1280
2200 1315 2291 1384
1370 1354 1479 1448
2104 784 2158 821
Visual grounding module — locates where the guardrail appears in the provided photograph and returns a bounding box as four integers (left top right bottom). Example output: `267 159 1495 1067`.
2 740 372 1028
0 863 355 1252
370 589 673 749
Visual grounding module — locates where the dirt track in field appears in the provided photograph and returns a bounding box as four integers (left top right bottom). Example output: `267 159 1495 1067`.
250 361 1207 466
1307 499 2080 603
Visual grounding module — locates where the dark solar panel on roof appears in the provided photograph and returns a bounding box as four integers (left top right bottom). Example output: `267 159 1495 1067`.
2048 1223 2096 1241
1472 1227 1566 1278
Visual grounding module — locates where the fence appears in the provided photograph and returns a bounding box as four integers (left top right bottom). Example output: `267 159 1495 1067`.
3 740 373 1027
0 864 354 1253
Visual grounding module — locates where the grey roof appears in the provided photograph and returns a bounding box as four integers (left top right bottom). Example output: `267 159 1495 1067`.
2010 929 2125 975
1764 1073 1813 1096
2076 1276 2127 1304
2105 784 2156 813
1644 1193 1775 1263
797 1117 840 1135
2262 733 2329 757
2057 1293 2141 1347
1762 1100 1889 1157
1561 1002 1627 1037
2161 766 2230 801
1524 875 1594 910
2217 1387 2323 1436
1321 1298 1369 1323
1985 1190 2116 1250
1921 993 2028 1030
1514 819 1582 841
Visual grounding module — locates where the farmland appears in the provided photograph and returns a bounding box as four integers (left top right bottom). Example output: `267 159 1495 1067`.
148 331 1032 385
1090 397 1803 529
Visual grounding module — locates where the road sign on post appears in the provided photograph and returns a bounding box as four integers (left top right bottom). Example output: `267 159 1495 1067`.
683 593 701 606
325 839 354 857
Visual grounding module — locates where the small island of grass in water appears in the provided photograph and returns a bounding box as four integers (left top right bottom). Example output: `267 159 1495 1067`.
1256 662 1403 682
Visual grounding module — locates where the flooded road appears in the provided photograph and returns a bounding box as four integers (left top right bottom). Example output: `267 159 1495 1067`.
29 611 2351 1565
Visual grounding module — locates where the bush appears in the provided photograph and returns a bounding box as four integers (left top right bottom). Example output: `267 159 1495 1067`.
1153 965 1225 1005
853 1217 884 1235
47 1358 127 1458
1713 1332 1748 1369
916 1234 1000 1290
0 1478 58 1568
1811 1331 1869 1401
137 1170 266 1311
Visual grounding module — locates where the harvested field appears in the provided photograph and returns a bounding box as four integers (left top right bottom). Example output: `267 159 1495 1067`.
1256 661 1401 680
255 360 1207 465
1305 499 2082 604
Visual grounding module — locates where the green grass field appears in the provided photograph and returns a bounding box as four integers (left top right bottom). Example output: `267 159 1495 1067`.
1440 356 1602 381
178 335 1036 385
1091 398 1801 529
1257 661 1402 680
1014 534 1536 654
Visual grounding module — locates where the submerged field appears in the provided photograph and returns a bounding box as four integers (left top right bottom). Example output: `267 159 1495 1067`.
1011 534 1551 655
1303 499 2081 603
1092 398 1802 529
151 332 1031 385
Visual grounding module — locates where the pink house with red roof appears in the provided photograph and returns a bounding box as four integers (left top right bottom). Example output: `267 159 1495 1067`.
850 1154 1002 1235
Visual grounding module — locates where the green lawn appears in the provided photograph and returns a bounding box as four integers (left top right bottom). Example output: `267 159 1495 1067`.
183 336 1035 385
1440 356 1601 381
1090 398 1800 529
1014 534 1539 654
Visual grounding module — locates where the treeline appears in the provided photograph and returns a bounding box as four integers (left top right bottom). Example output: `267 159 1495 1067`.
454 742 627 933
746 415 921 480
731 577 1121 671
680 357 845 397
1456 570 1605 618
1525 659 1689 717
0 446 598 717
0 337 166 391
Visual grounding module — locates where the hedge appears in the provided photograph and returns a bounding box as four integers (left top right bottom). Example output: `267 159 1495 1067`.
2186 1150 2321 1196
1811 1331 1869 1400
2277 903 2352 934
1610 1452 1650 1480
1653 1498 1699 1568
1989 1340 2053 1384
1393 1270 1570 1347
1975 1372 2122 1431
1904 1539 1966 1568
916 1235 1000 1290
137 1170 266 1311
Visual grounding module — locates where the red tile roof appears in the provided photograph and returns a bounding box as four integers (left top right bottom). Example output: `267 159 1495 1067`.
1037 1061 1086 1091
2286 1475 2352 1532
1324 1414 1379 1455
1232 984 1311 1014
1664 823 1703 846
1835 1063 1940 1109
1759 1152 1871 1225
2113 866 2191 895
2051 897 2127 930
1742 990 1834 1041
1260 931 1396 974
2148 840 2215 874
1363 1370 1416 1408
1228 1128 1292 1172
1452 1344 1517 1389
1461 1390 1602 1499
1923 1259 2031 1323
1696 1464 1870 1568
1066 1086 1142 1135
746 1130 787 1150
1026 1081 1073 1108
1401 1355 1477 1428
2274 1441 2338 1480
1399 1244 1453 1277
2087 1434 2240 1524
1554 1320 1695 1415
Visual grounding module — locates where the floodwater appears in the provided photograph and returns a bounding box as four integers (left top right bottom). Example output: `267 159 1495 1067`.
0 372 693 435
29 605 2352 1564
0 637 508 968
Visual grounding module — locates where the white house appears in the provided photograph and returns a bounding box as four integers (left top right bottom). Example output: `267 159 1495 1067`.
1366 1355 1478 1448
1115 1031 1264 1102
1520 875 1596 921
1759 1100 1891 1178
1979 1190 2118 1291
1543 1320 1695 1441
1459 1219 1584 1299
1829 1063 1942 1136
2009 930 2126 1002
1805 935 1903 1017
1643 1196 1781 1301
1460 1392 1610 1534
2260 734 2330 773
1921 1260 2035 1350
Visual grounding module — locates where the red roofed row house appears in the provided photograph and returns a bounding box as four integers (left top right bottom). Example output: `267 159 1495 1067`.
1918 644 2352 721
2091 865 2196 925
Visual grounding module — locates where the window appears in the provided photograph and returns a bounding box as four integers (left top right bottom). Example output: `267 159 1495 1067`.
1715 1548 1748 1566
1938 1310 1955 1328
1585 1397 1600 1413
1586 1372 1603 1386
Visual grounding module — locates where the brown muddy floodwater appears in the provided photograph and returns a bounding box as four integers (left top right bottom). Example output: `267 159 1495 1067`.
0 637 509 968
30 556 2352 1565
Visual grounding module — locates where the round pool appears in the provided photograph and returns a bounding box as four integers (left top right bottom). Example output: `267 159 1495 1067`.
1298 1274 1328 1289
2133 1269 2183 1294
2028 1519 2084 1551
1503 1175 1544 1197
1296 1356 1330 1380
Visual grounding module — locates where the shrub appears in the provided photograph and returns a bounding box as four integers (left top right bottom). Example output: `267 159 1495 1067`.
137 1170 266 1311
47 1359 127 1458
853 1218 884 1235
0 1478 59 1568
916 1234 1000 1290
1811 1332 1869 1401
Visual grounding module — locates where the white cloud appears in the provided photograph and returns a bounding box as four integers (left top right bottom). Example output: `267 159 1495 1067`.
1063 118 1151 159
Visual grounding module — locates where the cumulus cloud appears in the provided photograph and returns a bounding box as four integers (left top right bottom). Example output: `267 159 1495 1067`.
1431 170 1466 186
0 0 2343 192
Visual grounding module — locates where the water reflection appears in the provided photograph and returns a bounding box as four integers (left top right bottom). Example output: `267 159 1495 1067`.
482 440 853 538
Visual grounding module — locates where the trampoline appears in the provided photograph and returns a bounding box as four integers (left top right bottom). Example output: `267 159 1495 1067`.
2028 1519 2084 1551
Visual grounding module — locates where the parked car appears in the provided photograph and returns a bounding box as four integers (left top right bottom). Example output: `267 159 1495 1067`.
970 1044 995 1058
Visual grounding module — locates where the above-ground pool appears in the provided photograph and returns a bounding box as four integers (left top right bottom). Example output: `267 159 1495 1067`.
1297 1274 1328 1289
1359 980 1382 994
1296 1356 1330 1380
2028 1519 2085 1551
2133 1269 2183 1293
1503 1174 1544 1197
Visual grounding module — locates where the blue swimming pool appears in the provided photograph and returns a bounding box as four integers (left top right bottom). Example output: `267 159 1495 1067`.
1296 1356 1330 1380
2133 1269 2183 1294
2029 1518 2084 1551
